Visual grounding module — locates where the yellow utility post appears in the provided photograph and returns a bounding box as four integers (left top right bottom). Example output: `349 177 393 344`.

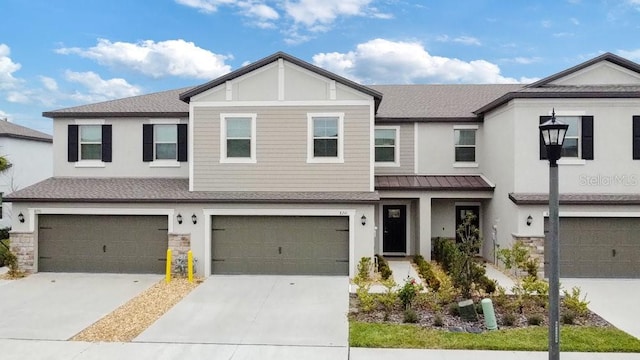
187 250 194 283
165 248 172 283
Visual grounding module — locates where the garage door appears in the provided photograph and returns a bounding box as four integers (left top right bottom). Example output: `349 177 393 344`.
211 216 349 275
38 215 168 273
544 217 640 278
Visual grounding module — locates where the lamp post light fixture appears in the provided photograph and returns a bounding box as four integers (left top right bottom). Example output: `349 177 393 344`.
192 214 198 225
539 108 569 360
177 213 183 225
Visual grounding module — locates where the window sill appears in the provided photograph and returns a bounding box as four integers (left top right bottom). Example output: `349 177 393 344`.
375 162 400 167
453 162 479 168
75 161 106 168
220 158 257 164
149 160 181 168
557 159 586 166
307 157 344 164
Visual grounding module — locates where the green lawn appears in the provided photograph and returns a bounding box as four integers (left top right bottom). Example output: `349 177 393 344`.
350 322 640 352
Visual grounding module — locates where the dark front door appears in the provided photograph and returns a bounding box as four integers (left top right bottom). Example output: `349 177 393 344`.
456 205 480 243
383 205 406 253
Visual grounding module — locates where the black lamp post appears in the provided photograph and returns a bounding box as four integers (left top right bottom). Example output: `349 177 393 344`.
539 109 568 360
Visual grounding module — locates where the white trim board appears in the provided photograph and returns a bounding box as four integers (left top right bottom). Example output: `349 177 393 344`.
28 208 175 233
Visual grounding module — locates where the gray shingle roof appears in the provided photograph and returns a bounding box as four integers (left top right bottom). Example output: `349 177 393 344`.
0 120 52 142
4 177 380 203
42 87 192 118
509 193 640 205
376 175 494 191
369 84 522 121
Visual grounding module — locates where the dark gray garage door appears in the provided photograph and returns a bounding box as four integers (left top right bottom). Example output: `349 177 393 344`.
38 215 168 273
544 217 640 278
211 216 349 275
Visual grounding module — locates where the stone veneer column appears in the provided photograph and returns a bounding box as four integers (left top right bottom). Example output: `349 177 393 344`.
512 235 546 278
9 232 35 273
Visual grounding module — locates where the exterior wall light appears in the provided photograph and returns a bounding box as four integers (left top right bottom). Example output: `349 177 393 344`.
18 212 24 223
192 214 197 224
177 213 183 224
526 215 533 226
361 214 367 226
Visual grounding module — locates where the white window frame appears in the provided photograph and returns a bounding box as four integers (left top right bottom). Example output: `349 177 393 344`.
453 125 478 168
558 115 581 159
220 113 257 164
148 119 181 168
75 119 105 168
374 126 400 167
307 113 344 163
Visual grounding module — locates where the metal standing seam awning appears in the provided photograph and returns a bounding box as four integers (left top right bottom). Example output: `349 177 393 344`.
375 175 494 191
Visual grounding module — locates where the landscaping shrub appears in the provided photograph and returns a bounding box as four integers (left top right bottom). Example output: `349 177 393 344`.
433 313 444 327
0 227 10 240
357 257 373 281
527 314 544 326
478 275 497 294
375 254 393 280
501 313 516 326
398 278 422 309
562 286 590 316
354 276 376 312
562 311 576 325
0 239 9 267
403 308 418 323
448 302 460 317
431 264 458 304
413 254 440 291
378 278 398 320
4 250 23 278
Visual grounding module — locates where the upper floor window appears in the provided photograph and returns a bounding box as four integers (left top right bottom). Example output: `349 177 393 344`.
307 113 344 163
375 127 399 165
80 125 102 160
454 128 476 162
539 115 593 161
143 122 188 164
220 114 256 163
68 123 112 165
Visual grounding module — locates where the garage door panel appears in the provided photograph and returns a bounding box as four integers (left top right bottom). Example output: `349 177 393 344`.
545 217 640 278
38 215 167 274
211 215 349 275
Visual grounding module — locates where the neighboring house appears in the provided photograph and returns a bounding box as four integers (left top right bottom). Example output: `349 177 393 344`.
6 52 640 278
0 120 52 228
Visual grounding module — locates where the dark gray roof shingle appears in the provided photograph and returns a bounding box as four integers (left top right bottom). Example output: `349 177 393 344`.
509 193 640 205
4 177 380 203
0 120 52 142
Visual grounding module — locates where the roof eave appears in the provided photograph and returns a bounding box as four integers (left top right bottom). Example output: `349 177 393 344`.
375 116 481 123
43 111 189 119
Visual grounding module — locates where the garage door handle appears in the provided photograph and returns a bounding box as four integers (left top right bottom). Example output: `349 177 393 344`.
278 246 282 254
103 245 106 253
612 249 616 257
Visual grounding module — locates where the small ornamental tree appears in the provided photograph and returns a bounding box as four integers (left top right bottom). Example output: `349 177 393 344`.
455 212 482 298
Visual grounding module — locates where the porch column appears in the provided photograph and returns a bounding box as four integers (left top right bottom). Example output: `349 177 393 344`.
418 195 432 261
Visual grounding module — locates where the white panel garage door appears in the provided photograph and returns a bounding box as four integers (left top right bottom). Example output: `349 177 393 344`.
544 217 640 278
211 216 349 275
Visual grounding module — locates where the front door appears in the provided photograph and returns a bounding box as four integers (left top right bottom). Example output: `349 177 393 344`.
455 205 480 243
383 205 406 253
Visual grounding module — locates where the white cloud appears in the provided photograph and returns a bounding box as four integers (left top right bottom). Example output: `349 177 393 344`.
57 39 232 79
312 39 527 84
284 0 380 29
437 35 481 46
0 44 22 90
553 32 574 37
508 57 542 65
64 70 142 102
40 76 59 91
618 49 640 61
6 91 30 104
174 0 236 13
541 20 552 28
570 17 580 25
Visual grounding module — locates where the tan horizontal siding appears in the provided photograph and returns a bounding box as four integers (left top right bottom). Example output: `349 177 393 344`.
193 105 372 192
375 123 415 175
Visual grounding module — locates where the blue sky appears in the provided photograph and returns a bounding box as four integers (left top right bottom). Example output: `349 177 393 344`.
2 0 640 134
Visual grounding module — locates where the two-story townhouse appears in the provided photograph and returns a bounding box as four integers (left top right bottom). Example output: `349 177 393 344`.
0 120 52 228
6 51 640 279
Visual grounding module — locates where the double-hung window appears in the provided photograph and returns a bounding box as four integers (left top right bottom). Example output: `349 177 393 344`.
142 122 187 164
454 127 477 164
154 125 178 160
539 115 593 161
375 127 399 165
68 121 112 165
221 114 256 163
307 113 344 163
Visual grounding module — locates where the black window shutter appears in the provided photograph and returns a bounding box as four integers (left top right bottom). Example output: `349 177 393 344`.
143 124 154 162
633 116 640 160
177 124 188 162
102 125 112 162
539 116 551 160
581 116 594 160
68 125 79 162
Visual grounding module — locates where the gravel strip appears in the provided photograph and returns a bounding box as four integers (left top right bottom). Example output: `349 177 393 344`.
71 278 201 342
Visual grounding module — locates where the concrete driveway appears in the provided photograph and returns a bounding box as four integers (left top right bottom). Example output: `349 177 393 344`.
560 278 640 339
0 273 160 340
135 275 349 347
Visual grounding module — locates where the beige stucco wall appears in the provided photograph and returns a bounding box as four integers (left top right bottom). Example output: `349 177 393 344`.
416 122 484 174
